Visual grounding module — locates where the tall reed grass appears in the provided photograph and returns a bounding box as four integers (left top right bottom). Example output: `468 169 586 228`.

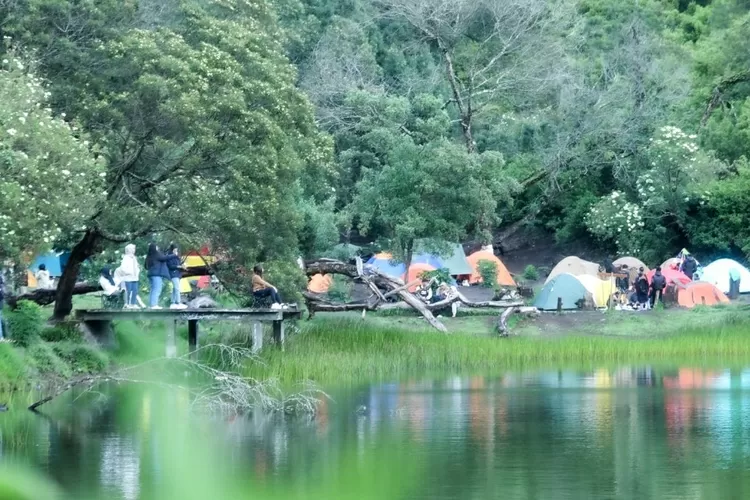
245 313 750 384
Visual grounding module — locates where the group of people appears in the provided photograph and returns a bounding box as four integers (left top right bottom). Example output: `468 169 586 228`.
100 243 187 309
415 278 460 317
615 266 667 310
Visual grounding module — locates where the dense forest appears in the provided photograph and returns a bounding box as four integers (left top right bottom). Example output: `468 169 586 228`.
1 0 750 312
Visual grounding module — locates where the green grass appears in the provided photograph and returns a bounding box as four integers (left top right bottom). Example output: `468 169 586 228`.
245 311 750 385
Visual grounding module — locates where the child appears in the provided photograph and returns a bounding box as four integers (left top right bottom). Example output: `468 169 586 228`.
117 244 142 308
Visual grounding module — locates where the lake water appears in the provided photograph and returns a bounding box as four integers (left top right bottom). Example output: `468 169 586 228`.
3 367 750 499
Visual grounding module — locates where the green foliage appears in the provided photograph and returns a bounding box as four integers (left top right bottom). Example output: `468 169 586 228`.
422 268 453 287
39 323 83 343
523 265 540 281
476 259 499 289
27 343 71 377
52 342 109 374
327 275 353 302
6 301 42 347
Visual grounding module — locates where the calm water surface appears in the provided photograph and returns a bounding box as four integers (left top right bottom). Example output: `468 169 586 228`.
3 367 750 499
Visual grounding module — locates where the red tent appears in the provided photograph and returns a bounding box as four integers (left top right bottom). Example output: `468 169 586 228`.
647 267 691 286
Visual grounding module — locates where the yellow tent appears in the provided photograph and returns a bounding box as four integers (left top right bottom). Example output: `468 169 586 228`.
27 270 37 288
183 255 215 268
577 274 615 308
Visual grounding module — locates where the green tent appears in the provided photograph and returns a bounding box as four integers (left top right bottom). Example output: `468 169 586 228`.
534 273 593 310
414 241 472 276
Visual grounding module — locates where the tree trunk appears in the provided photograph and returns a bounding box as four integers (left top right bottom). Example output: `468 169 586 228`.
440 48 476 153
52 229 101 321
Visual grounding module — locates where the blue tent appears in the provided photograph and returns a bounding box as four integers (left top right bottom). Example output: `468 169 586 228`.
30 252 70 277
534 273 593 311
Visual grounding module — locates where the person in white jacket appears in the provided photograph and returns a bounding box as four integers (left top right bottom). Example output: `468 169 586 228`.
116 244 142 308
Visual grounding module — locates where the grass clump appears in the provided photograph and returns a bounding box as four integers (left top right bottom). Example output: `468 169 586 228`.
523 265 540 281
245 315 750 385
5 301 43 347
52 342 109 374
40 323 83 343
28 343 72 377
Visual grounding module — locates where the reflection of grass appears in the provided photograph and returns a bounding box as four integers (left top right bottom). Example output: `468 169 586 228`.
245 310 750 385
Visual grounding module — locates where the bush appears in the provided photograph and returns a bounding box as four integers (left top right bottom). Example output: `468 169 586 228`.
28 343 71 377
52 342 109 373
476 260 498 289
523 265 540 281
327 275 353 302
40 323 83 343
6 301 43 347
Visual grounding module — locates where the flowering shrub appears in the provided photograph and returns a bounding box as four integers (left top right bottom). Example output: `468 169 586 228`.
585 126 726 257
0 53 105 259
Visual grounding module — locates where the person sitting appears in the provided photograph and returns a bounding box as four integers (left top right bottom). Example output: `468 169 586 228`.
650 266 667 307
415 278 435 303
252 265 285 310
99 267 121 296
35 264 52 289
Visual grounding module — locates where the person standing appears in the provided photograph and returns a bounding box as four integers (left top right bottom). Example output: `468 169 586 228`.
166 245 186 309
635 269 650 310
146 243 170 309
117 244 142 308
728 268 741 300
650 266 667 308
35 264 52 289
681 255 698 281
252 265 284 309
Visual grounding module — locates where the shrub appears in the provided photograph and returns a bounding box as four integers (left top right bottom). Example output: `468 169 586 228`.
28 343 71 377
6 301 43 347
523 265 540 281
52 342 109 373
422 268 452 287
327 275 353 302
476 260 498 289
40 323 83 343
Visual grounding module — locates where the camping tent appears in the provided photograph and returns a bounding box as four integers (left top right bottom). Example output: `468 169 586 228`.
613 256 649 272
700 259 750 294
466 251 516 287
647 267 690 287
308 273 333 293
577 274 616 308
545 256 600 284
534 273 594 310
406 263 436 291
414 243 473 276
366 253 408 279
671 282 729 309
30 251 70 277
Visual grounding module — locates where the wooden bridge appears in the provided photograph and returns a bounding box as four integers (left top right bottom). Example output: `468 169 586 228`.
75 308 302 356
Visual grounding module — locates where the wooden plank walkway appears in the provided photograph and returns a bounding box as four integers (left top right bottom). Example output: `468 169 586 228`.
75 308 302 355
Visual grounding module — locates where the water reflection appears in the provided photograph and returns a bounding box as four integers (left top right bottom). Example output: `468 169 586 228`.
2 367 750 499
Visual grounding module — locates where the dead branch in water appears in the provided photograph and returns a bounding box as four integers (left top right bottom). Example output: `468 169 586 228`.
28 344 326 415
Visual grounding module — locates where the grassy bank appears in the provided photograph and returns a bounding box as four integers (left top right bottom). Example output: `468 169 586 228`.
245 308 750 385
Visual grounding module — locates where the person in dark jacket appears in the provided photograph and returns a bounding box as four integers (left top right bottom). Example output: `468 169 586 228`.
650 267 667 307
681 255 698 280
635 269 650 309
146 243 170 309
166 244 186 309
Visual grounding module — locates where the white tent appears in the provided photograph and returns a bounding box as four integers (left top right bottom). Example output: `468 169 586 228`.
701 259 750 294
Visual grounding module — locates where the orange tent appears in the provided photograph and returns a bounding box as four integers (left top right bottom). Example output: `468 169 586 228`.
467 251 516 287
406 263 436 291
674 282 729 309
308 274 333 294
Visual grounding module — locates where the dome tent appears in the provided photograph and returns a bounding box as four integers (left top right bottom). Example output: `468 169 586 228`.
406 263 436 291
612 256 649 273
466 251 515 287
545 256 600 284
534 274 594 311
669 282 730 309
647 267 690 287
308 273 333 293
577 275 616 308
700 259 750 294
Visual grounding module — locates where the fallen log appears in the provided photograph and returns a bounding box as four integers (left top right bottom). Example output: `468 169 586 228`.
304 259 448 333
497 306 540 336
7 283 101 308
380 299 525 312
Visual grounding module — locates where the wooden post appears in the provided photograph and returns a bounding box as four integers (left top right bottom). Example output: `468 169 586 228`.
166 320 177 358
654 291 661 309
272 320 285 350
188 319 199 354
557 297 563 314
251 321 263 354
